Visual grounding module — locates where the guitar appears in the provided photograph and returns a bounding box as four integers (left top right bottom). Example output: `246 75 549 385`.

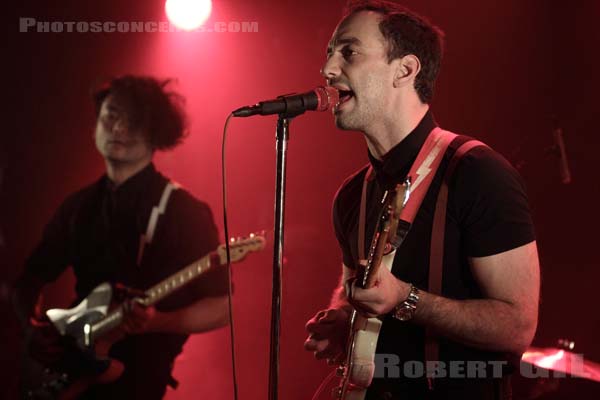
27 233 266 400
334 181 411 400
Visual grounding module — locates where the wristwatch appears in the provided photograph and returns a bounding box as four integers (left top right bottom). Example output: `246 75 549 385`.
392 284 420 321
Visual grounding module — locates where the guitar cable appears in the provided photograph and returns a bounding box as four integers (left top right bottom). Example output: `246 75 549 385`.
221 113 239 400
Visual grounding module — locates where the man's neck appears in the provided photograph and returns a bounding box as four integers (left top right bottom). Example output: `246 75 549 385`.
105 158 152 187
365 103 430 160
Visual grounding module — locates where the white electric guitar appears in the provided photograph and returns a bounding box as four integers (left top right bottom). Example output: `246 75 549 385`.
335 181 411 400
27 233 266 400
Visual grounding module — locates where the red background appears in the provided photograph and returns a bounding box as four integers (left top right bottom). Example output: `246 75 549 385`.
2 1 599 399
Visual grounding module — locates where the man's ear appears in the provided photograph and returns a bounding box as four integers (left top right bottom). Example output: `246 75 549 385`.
393 55 421 88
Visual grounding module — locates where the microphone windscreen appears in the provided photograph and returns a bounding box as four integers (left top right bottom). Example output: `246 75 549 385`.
314 86 339 112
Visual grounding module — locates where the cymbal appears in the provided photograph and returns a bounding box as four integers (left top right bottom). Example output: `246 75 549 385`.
521 346 600 383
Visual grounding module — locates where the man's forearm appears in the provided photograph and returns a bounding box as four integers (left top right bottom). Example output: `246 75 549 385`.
147 295 230 334
342 276 534 354
413 244 539 354
414 290 536 354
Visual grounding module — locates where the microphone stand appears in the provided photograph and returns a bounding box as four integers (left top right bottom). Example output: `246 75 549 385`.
268 109 302 400
233 92 337 400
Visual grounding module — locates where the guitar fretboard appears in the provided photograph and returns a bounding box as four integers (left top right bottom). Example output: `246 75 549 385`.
143 255 214 306
91 252 217 337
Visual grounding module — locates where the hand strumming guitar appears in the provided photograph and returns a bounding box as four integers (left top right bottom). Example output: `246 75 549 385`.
304 306 352 365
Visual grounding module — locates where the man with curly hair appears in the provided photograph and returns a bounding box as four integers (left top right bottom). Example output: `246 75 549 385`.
13 75 229 399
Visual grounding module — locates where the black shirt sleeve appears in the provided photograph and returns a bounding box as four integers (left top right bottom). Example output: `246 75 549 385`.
20 193 80 284
450 146 536 257
332 167 369 269
333 191 354 268
12 191 85 321
177 194 227 298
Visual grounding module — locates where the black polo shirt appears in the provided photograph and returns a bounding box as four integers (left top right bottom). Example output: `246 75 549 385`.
19 163 228 398
333 111 536 398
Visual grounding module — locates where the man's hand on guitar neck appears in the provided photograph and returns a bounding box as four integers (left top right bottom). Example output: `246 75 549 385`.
121 300 156 334
347 266 411 318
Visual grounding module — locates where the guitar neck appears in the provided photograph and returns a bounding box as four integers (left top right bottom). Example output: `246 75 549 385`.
91 251 220 337
360 182 409 289
142 252 219 306
362 228 390 289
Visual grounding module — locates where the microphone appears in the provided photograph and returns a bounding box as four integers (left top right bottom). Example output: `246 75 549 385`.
232 86 339 118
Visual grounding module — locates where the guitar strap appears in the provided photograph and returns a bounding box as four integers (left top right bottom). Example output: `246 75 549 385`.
357 165 375 263
425 138 486 377
136 180 181 267
358 127 456 262
357 127 487 379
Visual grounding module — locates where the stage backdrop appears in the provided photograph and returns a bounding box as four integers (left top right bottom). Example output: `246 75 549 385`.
3 1 599 399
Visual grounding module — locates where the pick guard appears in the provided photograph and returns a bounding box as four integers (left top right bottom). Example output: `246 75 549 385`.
46 282 112 347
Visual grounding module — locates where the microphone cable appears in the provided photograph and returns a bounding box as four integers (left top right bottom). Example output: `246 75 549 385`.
221 113 239 400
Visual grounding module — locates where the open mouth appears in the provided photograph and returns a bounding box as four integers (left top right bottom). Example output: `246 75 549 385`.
338 89 354 105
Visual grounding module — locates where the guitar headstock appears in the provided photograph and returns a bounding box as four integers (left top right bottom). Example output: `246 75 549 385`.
217 232 267 264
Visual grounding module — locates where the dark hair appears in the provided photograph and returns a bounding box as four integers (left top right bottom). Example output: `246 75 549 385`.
344 0 445 103
92 75 188 150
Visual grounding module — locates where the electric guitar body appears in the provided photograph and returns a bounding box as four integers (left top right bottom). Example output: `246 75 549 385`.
25 234 266 399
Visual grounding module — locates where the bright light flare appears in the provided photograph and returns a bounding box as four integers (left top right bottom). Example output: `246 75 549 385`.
165 0 212 31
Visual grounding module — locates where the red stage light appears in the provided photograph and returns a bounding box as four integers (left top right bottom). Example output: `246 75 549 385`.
165 0 212 31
